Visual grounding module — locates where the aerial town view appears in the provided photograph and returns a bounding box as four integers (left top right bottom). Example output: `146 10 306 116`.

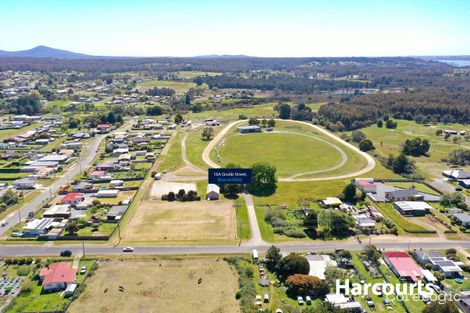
0 0 469 312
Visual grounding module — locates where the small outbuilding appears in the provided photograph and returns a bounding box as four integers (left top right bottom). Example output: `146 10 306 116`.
206 184 220 200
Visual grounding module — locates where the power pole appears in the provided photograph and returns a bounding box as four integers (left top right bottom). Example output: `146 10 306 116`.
82 241 85 258
18 210 21 223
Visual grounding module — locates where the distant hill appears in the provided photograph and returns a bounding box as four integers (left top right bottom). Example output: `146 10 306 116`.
0 45 95 59
194 54 253 59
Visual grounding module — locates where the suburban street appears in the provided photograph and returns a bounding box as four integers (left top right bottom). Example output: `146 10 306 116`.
0 123 130 237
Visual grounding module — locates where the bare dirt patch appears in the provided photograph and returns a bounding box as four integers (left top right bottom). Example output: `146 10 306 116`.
122 200 236 241
68 259 240 313
148 181 197 198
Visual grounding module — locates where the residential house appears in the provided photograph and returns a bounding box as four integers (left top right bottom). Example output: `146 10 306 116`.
353 214 376 229
61 193 85 205
385 188 424 201
414 251 463 278
72 181 93 193
43 204 71 219
355 178 377 193
97 189 119 198
321 197 343 207
23 218 55 236
13 178 36 189
383 251 423 282
325 294 363 312
40 262 76 292
107 205 128 221
96 124 111 133
306 254 337 280
442 170 470 180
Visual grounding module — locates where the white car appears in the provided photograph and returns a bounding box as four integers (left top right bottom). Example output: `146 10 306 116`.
80 265 86 274
122 247 134 252
1 220 8 227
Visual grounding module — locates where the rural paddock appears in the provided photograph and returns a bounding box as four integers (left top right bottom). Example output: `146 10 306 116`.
67 259 240 313
122 200 237 241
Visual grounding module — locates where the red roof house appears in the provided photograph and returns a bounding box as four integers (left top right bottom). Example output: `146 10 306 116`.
61 192 84 204
40 262 76 291
355 179 377 193
96 124 111 133
383 251 423 282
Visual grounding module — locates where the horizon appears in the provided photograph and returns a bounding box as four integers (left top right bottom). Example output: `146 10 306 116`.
1 0 470 57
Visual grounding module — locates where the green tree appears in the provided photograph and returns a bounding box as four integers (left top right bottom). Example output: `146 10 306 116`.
248 118 260 126
422 301 459 313
341 182 357 202
277 103 291 119
201 127 214 141
392 153 414 174
174 113 183 124
266 245 282 272
359 139 375 152
247 162 277 196
1 189 19 206
107 112 116 124
277 253 310 278
351 130 366 143
65 221 79 236
285 274 329 298
364 245 381 264
268 118 276 127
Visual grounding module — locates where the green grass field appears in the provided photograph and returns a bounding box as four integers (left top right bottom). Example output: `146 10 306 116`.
350 120 470 179
136 80 198 92
215 132 344 177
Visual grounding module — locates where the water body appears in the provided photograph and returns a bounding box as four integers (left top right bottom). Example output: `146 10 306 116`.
436 59 470 67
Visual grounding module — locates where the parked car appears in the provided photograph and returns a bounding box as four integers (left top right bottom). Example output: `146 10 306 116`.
430 284 442 294
11 232 23 237
365 295 372 301
154 172 162 180
305 296 312 305
80 265 86 274
297 296 304 305
0 220 8 227
367 300 375 308
60 250 72 257
122 247 134 252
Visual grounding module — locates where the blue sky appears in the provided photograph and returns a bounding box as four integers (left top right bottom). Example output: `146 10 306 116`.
0 0 469 57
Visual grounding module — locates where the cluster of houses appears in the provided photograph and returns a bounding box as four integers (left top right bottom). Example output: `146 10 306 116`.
134 118 177 131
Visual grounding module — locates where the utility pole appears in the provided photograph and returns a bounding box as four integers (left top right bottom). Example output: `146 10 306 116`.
118 223 121 240
18 210 21 223
82 241 85 258
408 240 411 251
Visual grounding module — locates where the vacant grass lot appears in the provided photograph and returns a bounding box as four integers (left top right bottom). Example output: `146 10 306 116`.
351 120 470 179
122 200 236 241
216 132 343 177
136 80 198 93
373 202 435 234
68 259 240 313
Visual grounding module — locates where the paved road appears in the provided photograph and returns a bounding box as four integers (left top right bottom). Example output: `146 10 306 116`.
201 119 376 182
1 239 470 257
0 123 130 237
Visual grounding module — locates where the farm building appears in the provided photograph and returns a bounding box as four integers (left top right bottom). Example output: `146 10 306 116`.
97 189 119 198
393 201 431 216
40 262 76 292
383 251 423 282
442 170 470 180
451 212 470 228
237 125 261 133
206 184 220 200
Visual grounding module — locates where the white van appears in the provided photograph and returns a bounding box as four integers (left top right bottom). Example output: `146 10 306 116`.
154 172 162 180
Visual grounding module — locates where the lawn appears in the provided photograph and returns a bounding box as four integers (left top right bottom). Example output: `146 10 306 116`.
185 102 278 122
0 123 39 140
390 182 439 195
158 132 184 172
67 259 240 313
177 71 221 79
215 132 344 177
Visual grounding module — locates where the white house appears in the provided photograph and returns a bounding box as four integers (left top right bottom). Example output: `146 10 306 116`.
206 184 220 200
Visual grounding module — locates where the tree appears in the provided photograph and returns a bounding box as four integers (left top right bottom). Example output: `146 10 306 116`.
261 119 268 127
285 274 329 298
268 119 276 127
359 139 375 152
392 153 414 174
447 149 470 166
65 221 79 236
402 138 430 156
1 189 19 206
107 112 116 124
248 118 260 126
146 105 163 116
341 182 357 202
317 210 354 237
266 245 282 272
377 120 383 128
386 119 397 129
185 93 191 105
201 127 214 141
247 162 277 196
277 253 310 278
277 103 291 119
351 130 366 143
167 192 176 201
422 301 459 313
174 113 183 124
441 192 467 210
364 245 381 264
